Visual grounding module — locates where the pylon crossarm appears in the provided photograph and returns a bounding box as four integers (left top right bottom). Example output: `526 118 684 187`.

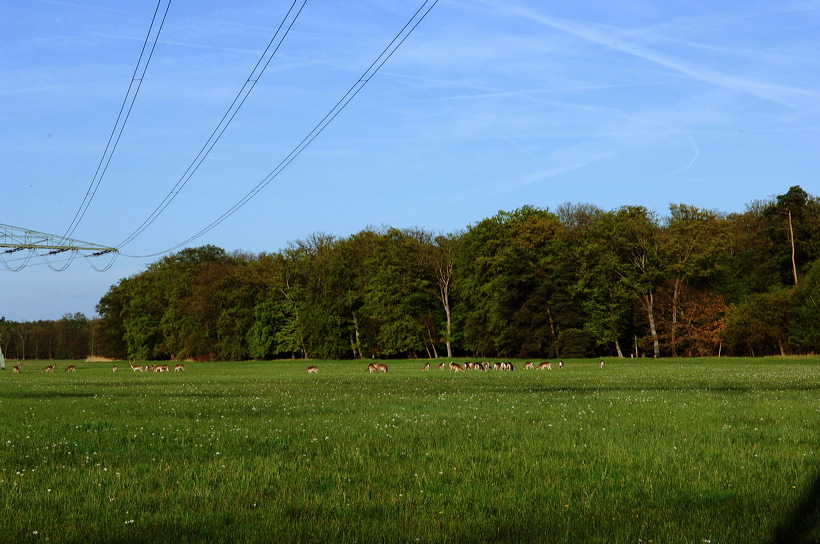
0 224 117 254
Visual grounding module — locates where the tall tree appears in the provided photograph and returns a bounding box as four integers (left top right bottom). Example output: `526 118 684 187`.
662 204 729 356
360 228 437 358
763 186 820 286
428 233 458 358
725 289 792 356
454 206 565 358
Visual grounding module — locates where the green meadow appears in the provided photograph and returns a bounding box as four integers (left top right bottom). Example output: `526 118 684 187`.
0 358 817 543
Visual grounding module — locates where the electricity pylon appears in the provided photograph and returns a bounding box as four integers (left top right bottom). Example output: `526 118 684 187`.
0 224 118 271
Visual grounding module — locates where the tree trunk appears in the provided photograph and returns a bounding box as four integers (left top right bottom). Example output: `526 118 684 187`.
546 307 558 358
670 277 682 357
642 292 660 358
788 209 799 286
615 338 624 358
436 259 454 358
352 313 363 359
443 304 453 358
425 319 439 359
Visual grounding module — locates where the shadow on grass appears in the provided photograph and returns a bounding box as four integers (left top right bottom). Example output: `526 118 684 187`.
770 471 820 544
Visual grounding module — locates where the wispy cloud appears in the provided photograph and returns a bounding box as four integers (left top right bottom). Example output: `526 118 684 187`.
499 3 820 113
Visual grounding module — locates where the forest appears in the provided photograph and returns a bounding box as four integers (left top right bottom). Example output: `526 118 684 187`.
1 186 818 361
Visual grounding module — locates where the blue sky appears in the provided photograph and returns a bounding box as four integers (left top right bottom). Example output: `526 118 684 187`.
1 0 819 322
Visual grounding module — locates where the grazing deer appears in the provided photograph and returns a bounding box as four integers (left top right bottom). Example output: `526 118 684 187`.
376 363 388 373
153 364 169 372
449 362 463 372
536 362 551 371
174 364 185 372
438 362 446 370
524 361 534 370
422 362 430 371
12 364 22 374
307 365 319 374
42 364 56 373
65 365 77 372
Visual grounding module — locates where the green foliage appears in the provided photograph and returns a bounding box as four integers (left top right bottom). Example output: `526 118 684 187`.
762 186 820 284
555 328 594 357
454 206 566 358
724 289 793 356
247 298 301 359
9 187 820 360
790 259 820 353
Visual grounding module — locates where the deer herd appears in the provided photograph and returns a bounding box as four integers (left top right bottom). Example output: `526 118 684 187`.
129 362 185 372
7 359 604 376
441 360 562 372
303 358 604 374
5 361 187 374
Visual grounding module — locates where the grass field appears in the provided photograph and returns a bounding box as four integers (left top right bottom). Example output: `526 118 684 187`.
0 357 817 543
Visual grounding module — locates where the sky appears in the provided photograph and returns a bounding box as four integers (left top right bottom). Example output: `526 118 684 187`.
1 0 819 322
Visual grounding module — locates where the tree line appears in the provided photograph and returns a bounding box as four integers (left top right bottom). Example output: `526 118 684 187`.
2 186 818 361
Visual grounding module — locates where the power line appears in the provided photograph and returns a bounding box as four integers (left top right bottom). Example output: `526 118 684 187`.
115 0 307 251
126 0 439 259
61 0 172 241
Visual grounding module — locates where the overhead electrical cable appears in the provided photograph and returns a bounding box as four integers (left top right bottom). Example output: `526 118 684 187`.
125 0 439 259
61 0 172 241
0 250 34 272
115 0 308 251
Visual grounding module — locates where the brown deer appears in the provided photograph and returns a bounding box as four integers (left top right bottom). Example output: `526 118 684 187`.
129 362 144 372
65 365 77 372
174 364 185 372
422 362 430 371
307 365 319 374
42 364 57 373
536 362 551 370
376 363 388 373
367 363 379 374
449 362 463 372
12 364 21 374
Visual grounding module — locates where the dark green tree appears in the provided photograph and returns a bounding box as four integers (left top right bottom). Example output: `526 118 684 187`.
762 186 820 286
724 289 792 356
661 204 730 356
790 259 820 353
